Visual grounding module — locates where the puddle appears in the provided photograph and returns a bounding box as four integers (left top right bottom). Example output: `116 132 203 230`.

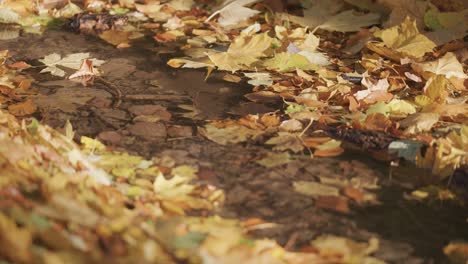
1 30 259 140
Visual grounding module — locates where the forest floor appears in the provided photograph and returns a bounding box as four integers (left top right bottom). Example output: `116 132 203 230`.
0 1 467 264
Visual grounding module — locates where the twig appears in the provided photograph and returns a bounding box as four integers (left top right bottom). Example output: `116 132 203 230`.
95 76 122 108
284 232 299 250
299 117 314 137
124 94 190 101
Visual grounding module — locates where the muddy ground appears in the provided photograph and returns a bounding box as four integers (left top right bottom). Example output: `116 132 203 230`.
2 30 467 263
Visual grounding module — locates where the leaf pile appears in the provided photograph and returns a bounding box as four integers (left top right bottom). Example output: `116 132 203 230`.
0 110 388 263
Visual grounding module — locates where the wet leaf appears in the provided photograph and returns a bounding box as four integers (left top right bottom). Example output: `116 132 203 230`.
265 132 304 153
293 181 340 197
7 99 36 116
99 29 131 46
201 124 260 145
39 53 104 77
256 152 290 168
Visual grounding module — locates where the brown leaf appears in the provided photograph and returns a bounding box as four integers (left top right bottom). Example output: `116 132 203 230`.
128 122 167 139
128 105 172 121
363 113 393 132
7 99 37 116
244 91 282 103
99 30 131 46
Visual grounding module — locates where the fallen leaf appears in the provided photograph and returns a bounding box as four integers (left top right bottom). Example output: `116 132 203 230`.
0 213 32 263
399 112 440 134
318 10 380 32
205 0 260 28
39 53 104 77
208 32 273 72
424 8 467 31
343 187 364 202
263 52 318 72
413 52 468 79
8 61 31 70
311 235 381 261
256 152 290 168
266 132 304 153
279 119 303 132
355 77 391 101
314 139 344 157
99 29 131 46
373 17 436 58
444 242 468 264
293 181 340 197
315 196 350 213
69 59 96 85
7 99 37 116
201 124 260 145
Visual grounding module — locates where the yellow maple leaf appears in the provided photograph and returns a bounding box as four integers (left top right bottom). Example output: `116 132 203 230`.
208 32 273 72
373 17 436 58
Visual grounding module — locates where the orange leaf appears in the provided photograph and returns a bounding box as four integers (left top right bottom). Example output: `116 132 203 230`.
314 147 344 157
8 61 31 70
303 137 331 148
154 32 177 43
